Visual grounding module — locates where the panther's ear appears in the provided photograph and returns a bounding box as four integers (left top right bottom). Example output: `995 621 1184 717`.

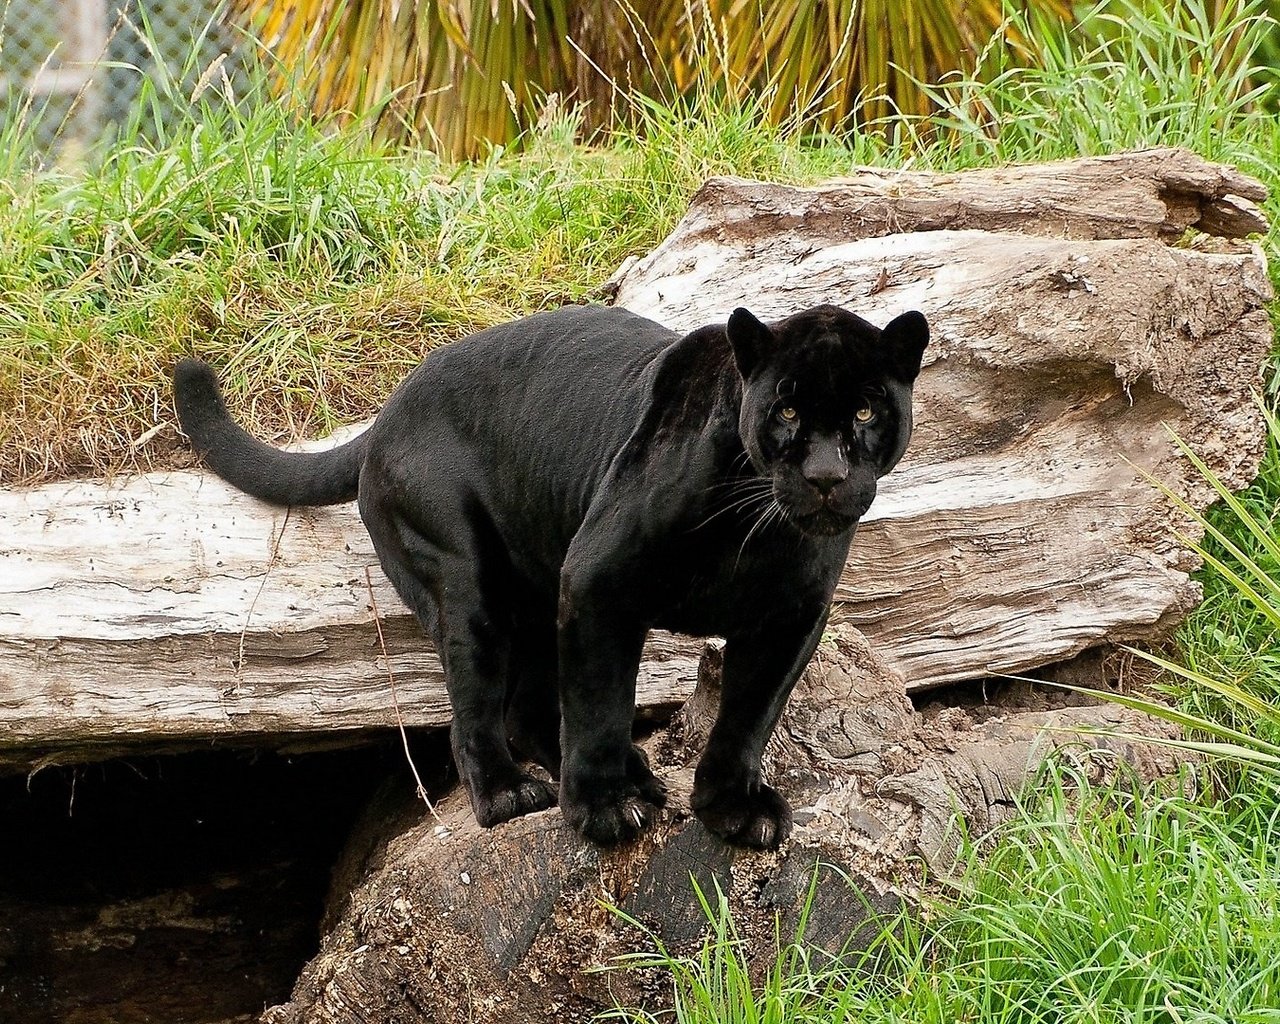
881 310 929 383
727 307 773 379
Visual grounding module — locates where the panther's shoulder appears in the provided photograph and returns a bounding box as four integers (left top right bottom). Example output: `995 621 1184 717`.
644 323 743 437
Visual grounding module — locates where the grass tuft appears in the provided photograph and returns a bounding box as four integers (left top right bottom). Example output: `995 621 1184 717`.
604 765 1280 1024
909 0 1279 170
0 13 853 484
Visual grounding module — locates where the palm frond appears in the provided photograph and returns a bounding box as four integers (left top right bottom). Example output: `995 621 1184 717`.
230 0 1074 157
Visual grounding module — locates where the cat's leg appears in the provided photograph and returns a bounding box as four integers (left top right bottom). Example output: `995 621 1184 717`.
504 617 562 777
505 617 663 807
361 491 556 828
436 573 557 826
690 609 828 849
555 562 668 845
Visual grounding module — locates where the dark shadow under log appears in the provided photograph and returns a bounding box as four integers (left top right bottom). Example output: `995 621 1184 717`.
0 741 444 1024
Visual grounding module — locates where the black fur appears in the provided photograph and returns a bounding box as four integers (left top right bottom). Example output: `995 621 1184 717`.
174 302 928 848
173 360 368 505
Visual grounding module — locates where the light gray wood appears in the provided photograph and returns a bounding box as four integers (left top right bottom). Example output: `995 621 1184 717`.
609 148 1273 687
0 148 1271 769
0 473 701 766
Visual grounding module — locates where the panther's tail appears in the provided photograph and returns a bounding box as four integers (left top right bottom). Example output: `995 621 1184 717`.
173 358 368 506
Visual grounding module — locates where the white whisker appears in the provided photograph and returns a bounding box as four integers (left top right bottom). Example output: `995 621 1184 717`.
734 497 786 571
694 476 775 531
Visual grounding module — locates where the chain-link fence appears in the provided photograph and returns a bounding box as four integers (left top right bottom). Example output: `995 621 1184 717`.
0 0 244 154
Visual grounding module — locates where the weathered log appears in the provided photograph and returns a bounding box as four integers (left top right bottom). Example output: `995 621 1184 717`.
0 468 700 766
260 626 1184 1023
0 147 1271 770
607 146 1272 688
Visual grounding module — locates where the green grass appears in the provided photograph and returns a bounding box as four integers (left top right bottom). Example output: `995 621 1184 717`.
606 768 1280 1024
1176 409 1280 756
3 0 1277 483
911 0 1279 169
0 32 857 481
4 0 1280 1018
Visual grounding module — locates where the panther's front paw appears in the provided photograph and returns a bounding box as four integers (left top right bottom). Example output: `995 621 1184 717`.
560 780 664 845
472 772 558 828
691 781 793 849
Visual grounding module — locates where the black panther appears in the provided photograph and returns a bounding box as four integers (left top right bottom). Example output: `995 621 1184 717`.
174 302 928 848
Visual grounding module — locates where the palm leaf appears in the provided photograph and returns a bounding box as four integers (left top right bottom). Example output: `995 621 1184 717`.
231 0 1074 157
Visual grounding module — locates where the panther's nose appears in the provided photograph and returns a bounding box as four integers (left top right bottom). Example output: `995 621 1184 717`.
806 469 846 496
802 440 847 495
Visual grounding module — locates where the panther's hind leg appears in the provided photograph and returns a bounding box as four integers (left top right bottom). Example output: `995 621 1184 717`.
504 616 666 810
360 483 556 828
504 618 562 778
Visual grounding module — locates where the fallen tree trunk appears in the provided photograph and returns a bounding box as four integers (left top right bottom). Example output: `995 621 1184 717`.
0 469 701 766
0 148 1271 772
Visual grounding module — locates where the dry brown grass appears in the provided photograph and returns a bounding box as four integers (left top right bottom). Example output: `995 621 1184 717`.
1 273 540 486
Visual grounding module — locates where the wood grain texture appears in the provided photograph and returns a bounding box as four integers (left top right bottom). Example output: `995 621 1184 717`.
0 148 1271 768
0 473 702 766
609 149 1273 687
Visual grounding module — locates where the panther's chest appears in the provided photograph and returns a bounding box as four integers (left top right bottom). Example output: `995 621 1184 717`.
648 521 850 638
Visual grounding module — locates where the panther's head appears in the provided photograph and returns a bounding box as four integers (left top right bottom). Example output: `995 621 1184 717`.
729 303 929 537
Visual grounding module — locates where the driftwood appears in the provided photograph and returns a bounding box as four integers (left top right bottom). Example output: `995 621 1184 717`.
0 468 701 767
0 147 1271 770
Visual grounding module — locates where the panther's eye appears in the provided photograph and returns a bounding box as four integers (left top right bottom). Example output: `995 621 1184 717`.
779 406 799 423
855 405 875 423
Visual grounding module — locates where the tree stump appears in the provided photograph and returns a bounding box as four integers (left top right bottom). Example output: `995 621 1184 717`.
260 627 1183 1023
